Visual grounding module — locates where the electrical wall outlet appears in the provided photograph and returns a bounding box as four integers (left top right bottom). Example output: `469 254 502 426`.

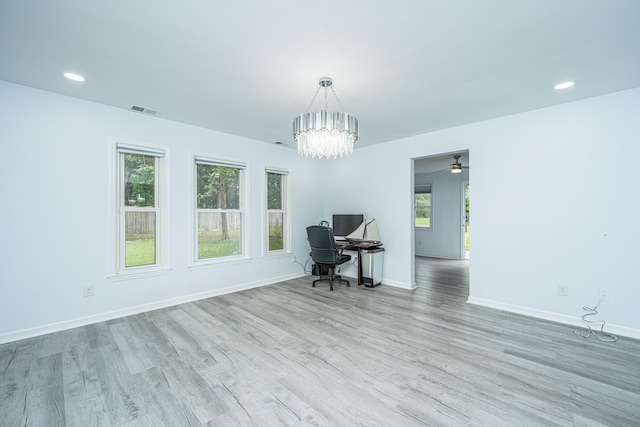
557 284 568 296
599 289 609 302
83 285 94 297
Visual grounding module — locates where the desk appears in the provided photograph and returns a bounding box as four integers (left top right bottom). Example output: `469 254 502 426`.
336 240 383 286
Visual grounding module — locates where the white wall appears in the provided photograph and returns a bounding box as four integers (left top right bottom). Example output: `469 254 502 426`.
415 169 469 258
317 149 417 289
2 80 639 341
0 81 325 342
332 87 640 336
466 88 640 336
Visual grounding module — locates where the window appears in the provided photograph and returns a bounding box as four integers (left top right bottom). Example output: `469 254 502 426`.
112 141 169 277
194 156 247 263
265 167 290 254
415 183 432 228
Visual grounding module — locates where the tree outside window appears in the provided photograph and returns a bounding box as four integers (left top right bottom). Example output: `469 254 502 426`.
124 153 157 267
415 193 431 228
196 163 243 260
267 172 284 251
112 140 168 278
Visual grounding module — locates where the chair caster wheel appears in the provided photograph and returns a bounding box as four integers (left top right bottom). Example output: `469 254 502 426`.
330 287 334 291
312 284 315 287
346 284 350 287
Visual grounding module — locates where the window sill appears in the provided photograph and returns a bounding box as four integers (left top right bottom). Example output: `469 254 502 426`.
108 267 173 282
188 256 252 270
262 251 292 260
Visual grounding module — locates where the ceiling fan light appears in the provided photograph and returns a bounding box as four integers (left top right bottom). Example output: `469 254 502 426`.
451 154 463 173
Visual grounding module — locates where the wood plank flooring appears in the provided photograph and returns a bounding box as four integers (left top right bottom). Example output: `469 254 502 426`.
2 257 639 426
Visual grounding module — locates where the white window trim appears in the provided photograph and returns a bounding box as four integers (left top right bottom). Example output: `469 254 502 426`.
264 166 291 258
415 182 432 230
189 152 251 268
108 137 171 280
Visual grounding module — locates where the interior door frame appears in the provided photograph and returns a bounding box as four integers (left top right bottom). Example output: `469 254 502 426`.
461 180 469 260
412 150 471 290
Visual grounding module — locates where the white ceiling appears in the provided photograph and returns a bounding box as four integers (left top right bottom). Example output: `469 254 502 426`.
1 1 639 150
415 152 469 175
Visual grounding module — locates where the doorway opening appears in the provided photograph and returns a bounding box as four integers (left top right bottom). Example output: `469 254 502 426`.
413 151 470 299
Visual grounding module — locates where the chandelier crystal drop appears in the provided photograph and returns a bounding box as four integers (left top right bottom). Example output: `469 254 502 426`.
293 77 358 159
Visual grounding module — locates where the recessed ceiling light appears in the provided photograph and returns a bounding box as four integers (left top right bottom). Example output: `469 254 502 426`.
554 81 575 90
64 72 86 82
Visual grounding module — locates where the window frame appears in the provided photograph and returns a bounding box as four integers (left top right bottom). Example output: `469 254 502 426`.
415 183 432 230
264 166 291 257
190 153 250 268
110 138 171 279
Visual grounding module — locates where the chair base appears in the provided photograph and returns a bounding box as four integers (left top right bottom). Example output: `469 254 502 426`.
312 272 350 291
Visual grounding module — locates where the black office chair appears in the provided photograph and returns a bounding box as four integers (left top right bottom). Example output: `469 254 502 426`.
306 225 352 291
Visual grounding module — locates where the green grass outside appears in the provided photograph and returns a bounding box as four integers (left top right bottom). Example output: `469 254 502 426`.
125 229 244 266
199 238 241 259
268 226 283 251
126 233 156 267
269 238 283 251
415 217 430 227
198 229 241 259
465 224 470 252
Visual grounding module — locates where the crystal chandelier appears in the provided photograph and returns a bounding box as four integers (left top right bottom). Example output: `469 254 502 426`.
293 77 359 159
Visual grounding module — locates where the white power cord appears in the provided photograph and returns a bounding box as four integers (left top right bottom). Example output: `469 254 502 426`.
573 297 617 342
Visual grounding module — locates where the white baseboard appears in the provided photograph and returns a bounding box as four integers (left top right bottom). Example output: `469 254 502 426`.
415 254 464 261
0 272 304 345
382 279 417 290
467 296 640 340
329 274 415 290
16 277 637 344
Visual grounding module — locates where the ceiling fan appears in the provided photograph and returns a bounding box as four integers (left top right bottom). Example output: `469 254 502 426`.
418 153 470 174
450 155 468 174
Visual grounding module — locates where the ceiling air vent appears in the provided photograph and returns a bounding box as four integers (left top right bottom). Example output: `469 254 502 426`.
130 105 159 116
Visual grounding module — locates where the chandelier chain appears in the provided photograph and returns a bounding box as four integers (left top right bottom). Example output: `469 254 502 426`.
305 86 323 113
324 87 328 110
329 86 346 112
304 84 345 113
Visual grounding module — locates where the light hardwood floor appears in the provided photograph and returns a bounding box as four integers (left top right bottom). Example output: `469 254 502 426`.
1 257 639 426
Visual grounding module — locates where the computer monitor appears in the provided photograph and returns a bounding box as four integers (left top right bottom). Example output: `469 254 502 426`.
331 214 364 238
